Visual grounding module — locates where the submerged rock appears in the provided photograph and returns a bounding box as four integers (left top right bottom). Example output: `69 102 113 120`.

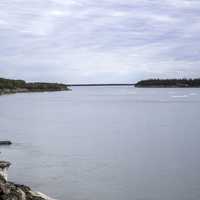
0 142 12 146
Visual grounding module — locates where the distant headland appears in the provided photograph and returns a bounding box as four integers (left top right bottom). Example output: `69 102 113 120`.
0 77 69 95
135 78 200 88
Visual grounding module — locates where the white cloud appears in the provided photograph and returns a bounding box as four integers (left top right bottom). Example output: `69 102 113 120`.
0 0 200 83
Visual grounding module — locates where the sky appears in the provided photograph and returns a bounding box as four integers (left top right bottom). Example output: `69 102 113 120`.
0 0 200 84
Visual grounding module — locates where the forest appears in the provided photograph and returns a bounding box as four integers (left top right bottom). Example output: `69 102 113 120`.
0 77 69 94
135 78 200 87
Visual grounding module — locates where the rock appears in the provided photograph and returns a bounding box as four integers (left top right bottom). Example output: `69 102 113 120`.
0 162 11 169
29 192 56 200
0 161 56 200
0 161 11 181
0 141 12 146
0 176 55 200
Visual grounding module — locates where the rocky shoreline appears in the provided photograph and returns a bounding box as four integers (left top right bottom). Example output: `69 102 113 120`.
0 161 56 200
0 87 69 96
0 86 70 96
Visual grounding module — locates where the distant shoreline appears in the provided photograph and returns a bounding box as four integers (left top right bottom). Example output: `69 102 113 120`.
0 88 70 96
68 84 134 87
135 78 200 88
0 77 70 95
1 77 200 92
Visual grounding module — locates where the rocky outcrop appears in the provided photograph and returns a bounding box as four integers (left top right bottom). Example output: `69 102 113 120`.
0 162 11 181
0 161 56 200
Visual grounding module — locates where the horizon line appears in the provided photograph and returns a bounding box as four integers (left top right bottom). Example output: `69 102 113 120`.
67 83 135 86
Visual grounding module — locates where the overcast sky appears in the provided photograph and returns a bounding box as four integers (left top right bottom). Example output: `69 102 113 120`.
0 0 200 83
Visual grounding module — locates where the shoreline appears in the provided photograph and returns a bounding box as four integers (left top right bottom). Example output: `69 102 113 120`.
135 78 200 88
0 160 56 200
134 86 200 88
0 88 70 96
0 77 70 96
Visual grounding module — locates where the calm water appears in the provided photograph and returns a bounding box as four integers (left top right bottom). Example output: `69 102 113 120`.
0 87 200 200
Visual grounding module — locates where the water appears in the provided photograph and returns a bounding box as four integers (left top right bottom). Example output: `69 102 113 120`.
0 86 200 200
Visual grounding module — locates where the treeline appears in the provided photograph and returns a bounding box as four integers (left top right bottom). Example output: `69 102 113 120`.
0 78 26 89
0 77 69 93
135 78 200 87
25 82 68 91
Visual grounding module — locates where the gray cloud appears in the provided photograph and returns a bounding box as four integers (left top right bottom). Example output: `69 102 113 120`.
0 0 200 83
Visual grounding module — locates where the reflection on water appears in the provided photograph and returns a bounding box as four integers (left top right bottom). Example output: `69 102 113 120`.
0 87 200 200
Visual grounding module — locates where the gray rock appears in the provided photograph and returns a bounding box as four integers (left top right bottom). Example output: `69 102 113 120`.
0 161 56 200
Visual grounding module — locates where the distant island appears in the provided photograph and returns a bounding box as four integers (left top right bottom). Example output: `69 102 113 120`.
135 78 200 88
0 77 69 95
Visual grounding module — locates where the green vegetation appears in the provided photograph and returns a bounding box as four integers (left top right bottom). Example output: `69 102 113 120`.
0 77 69 95
0 78 26 89
135 78 200 88
25 82 69 91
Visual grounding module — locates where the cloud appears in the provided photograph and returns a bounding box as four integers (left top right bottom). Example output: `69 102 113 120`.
0 0 200 83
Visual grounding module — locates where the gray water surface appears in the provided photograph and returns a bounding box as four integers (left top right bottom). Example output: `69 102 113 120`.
0 87 200 200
